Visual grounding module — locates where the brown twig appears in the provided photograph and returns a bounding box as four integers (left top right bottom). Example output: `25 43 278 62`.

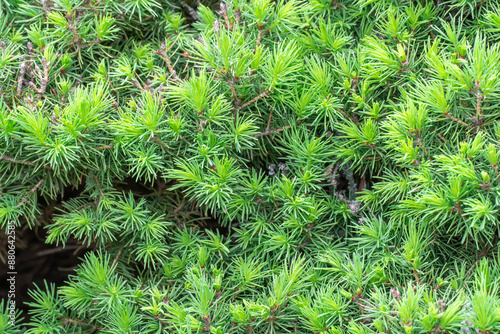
240 89 270 110
18 178 44 206
0 41 6 57
256 26 264 49
336 108 359 123
252 125 291 138
464 243 491 280
476 94 482 120
154 135 173 154
26 81 43 94
362 156 382 161
474 81 483 122
218 2 231 29
228 79 238 101
130 77 145 91
93 145 114 150
266 108 273 130
180 1 200 21
442 112 471 128
93 174 105 199
197 117 203 132
154 41 181 82
111 248 123 270
1 154 35 166
36 245 81 257
61 317 103 331
39 58 50 95
1 154 59 172
413 269 421 285
430 127 447 143
17 58 27 96
352 290 367 316
235 9 241 25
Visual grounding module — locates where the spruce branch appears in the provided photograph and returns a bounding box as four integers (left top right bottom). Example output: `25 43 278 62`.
4 2 500 334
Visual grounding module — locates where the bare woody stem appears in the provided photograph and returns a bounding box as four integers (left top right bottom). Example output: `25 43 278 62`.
476 91 483 120
256 26 264 49
429 127 447 143
252 116 303 138
93 174 105 199
228 79 238 101
362 156 382 161
252 125 291 138
266 108 273 130
17 58 27 96
240 89 270 110
413 269 421 285
17 57 51 97
39 58 50 95
443 112 471 128
352 291 367 316
1 154 35 166
229 78 241 123
336 108 359 123
154 135 173 154
111 248 123 270
1 154 59 172
472 80 483 121
18 178 44 206
0 41 6 57
219 2 231 30
61 318 103 331
26 81 43 94
180 1 199 20
154 42 180 82
93 145 114 150
130 77 145 91
464 243 491 280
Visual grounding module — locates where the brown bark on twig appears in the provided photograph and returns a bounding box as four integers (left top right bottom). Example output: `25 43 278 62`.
18 178 44 206
154 41 181 82
252 125 291 138
240 90 270 110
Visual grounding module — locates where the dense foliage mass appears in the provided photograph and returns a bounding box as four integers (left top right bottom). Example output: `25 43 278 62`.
3 0 500 332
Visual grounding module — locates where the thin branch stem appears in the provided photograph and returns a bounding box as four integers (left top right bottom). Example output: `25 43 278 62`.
442 112 471 128
154 136 173 154
111 248 123 270
240 89 269 110
130 77 145 91
154 40 181 82
61 318 103 331
256 26 264 50
1 154 35 166
252 125 291 138
93 174 105 199
18 178 44 206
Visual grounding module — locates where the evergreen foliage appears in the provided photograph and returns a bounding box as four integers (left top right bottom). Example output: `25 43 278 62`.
2 0 500 333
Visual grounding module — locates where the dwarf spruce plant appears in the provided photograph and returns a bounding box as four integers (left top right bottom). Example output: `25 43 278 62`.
3 0 500 333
